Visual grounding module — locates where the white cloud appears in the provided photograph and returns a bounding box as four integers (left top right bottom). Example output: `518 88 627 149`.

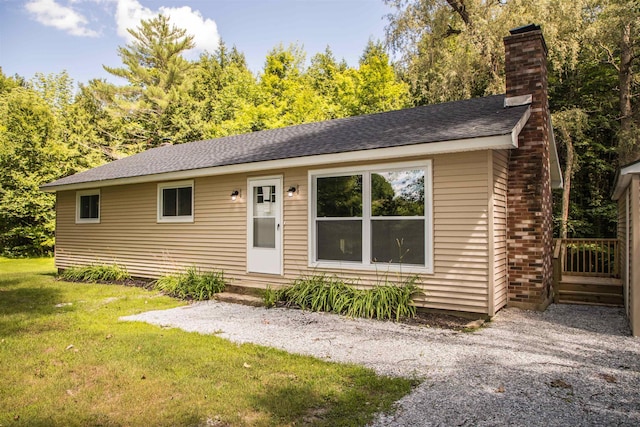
114 0 220 55
25 0 99 37
113 0 154 38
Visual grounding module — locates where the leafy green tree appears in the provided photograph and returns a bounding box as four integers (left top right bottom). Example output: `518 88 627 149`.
64 81 125 162
185 43 261 138
307 47 349 119
385 0 624 237
337 41 410 115
550 41 619 238
0 68 25 94
0 86 79 255
384 0 590 104
0 70 102 256
589 0 640 164
31 72 105 168
251 44 333 129
31 71 74 115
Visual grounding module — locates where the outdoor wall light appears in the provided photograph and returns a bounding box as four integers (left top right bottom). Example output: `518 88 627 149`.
287 186 297 197
230 190 240 201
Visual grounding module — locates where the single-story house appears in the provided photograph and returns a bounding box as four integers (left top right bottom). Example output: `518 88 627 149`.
613 159 640 336
42 24 562 317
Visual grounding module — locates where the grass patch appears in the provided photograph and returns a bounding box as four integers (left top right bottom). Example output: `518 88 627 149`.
268 274 422 321
0 258 413 426
59 263 131 282
154 266 226 300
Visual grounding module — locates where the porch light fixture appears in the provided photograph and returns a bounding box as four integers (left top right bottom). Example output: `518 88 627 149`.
287 186 297 197
230 190 240 201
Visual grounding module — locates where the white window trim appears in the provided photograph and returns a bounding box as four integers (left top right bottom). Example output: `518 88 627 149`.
75 189 101 224
157 180 195 223
308 160 433 274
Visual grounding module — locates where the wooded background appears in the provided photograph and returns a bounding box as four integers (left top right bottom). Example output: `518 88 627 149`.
1 0 638 256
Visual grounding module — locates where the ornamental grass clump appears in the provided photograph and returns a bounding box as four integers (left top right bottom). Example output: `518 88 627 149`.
59 264 131 282
270 274 421 321
154 266 225 301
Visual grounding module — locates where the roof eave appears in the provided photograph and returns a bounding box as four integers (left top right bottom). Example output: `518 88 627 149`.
612 160 640 200
41 132 519 193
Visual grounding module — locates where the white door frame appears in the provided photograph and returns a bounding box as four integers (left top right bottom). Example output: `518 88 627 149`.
247 175 283 275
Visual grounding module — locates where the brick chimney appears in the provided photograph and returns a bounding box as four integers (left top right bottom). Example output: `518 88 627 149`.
504 24 554 310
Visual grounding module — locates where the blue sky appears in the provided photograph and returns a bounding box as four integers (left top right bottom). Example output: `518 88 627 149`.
0 0 393 87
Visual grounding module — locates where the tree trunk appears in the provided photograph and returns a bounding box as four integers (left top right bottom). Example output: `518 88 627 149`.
560 127 575 239
618 20 636 163
446 0 472 27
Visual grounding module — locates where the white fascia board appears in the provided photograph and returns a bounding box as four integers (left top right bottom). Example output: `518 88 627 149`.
612 160 640 200
511 107 531 146
41 133 519 193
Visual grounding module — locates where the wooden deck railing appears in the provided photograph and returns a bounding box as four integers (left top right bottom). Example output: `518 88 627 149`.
560 238 619 278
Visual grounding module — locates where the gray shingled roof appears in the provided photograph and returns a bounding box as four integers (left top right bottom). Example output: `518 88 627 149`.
43 94 528 189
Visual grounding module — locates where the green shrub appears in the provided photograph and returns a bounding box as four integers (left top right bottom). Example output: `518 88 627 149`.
59 264 131 282
271 274 422 321
263 286 279 308
154 266 226 301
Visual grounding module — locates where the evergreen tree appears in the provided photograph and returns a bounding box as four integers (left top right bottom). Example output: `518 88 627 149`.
99 14 196 150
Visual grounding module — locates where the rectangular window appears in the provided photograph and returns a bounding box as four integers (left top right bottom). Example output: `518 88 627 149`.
76 190 100 224
253 185 277 248
311 161 432 273
315 175 363 262
158 181 194 222
370 169 425 265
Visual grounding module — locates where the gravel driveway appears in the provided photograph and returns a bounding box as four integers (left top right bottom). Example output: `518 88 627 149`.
122 303 640 426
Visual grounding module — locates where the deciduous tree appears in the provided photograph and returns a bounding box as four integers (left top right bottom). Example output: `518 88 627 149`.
0 85 79 255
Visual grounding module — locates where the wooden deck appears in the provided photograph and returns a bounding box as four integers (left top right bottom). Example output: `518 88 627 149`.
552 238 624 306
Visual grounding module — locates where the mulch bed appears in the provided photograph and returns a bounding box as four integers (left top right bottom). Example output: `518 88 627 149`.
59 276 480 330
58 277 153 289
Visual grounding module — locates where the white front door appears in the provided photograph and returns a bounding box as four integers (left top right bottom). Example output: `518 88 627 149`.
247 177 283 275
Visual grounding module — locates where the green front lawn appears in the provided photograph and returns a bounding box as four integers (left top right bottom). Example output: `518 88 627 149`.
0 258 413 426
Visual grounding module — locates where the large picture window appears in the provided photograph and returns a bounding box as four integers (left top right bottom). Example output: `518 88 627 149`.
157 181 194 222
311 161 432 272
76 189 100 223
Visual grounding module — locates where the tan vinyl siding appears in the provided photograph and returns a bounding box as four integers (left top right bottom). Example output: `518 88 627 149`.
56 177 249 279
617 174 640 336
55 151 493 314
618 186 628 315
492 150 509 313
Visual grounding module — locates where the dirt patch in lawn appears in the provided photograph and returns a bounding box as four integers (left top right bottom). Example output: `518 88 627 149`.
404 310 483 330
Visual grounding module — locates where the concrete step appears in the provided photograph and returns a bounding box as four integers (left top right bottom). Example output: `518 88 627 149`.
216 292 265 307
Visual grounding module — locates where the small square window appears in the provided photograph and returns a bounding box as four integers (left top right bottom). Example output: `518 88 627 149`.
76 190 100 224
158 181 194 222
